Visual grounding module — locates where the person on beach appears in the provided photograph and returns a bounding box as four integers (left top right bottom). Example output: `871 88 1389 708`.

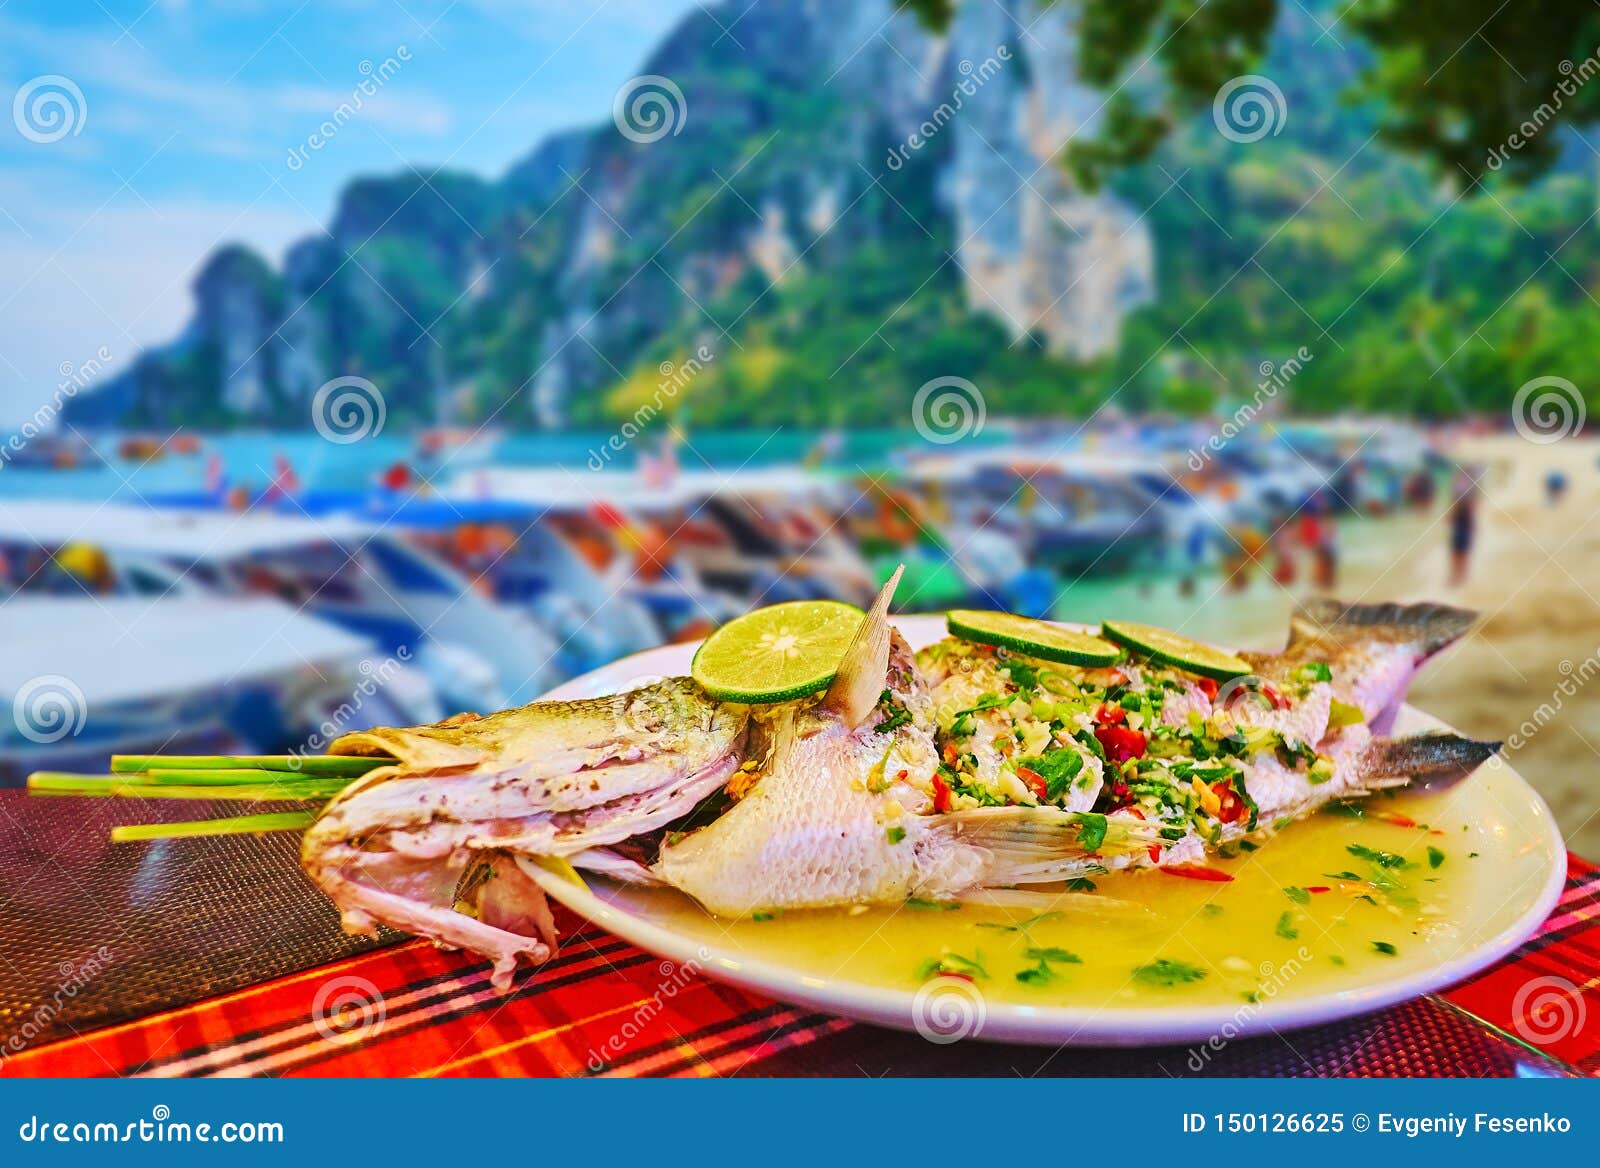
1447 471 1478 586
1545 469 1568 507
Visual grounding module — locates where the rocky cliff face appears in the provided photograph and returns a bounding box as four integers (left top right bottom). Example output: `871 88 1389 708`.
69 0 1152 430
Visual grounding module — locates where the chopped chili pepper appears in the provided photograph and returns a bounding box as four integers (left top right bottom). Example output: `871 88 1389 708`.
1370 811 1417 828
1095 702 1126 726
1159 866 1235 882
1210 780 1246 825
1261 683 1290 710
1195 676 1219 701
1095 724 1147 763
1016 766 1048 803
1304 886 1331 894
931 774 953 814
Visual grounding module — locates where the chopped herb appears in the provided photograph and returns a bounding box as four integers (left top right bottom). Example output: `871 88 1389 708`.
1348 843 1410 869
1241 990 1260 1004
1275 911 1300 940
1023 946 1082 965
906 897 960 911
1015 962 1054 986
1003 660 1039 690
1329 954 1346 966
1371 941 1398 956
752 910 779 922
885 825 906 845
1292 661 1333 685
1468 851 1480 859
1426 846 1445 869
1075 812 1108 852
1201 904 1225 918
1132 958 1207 987
1012 747 1084 802
1284 886 1311 905
1065 877 1097 893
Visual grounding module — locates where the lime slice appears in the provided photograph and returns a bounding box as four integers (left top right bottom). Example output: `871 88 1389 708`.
946 610 1120 667
691 600 865 703
1100 620 1251 681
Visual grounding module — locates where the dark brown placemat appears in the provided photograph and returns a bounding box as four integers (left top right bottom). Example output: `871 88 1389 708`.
0 791 395 1047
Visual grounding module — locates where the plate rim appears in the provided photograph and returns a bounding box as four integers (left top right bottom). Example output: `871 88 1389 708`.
535 618 1568 1046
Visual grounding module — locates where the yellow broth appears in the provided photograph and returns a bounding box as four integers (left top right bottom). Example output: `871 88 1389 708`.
600 775 1551 1010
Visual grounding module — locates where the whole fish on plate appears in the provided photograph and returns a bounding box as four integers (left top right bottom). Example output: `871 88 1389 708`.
299 574 1494 985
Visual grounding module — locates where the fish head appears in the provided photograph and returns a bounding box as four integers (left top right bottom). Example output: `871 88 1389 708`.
301 679 748 986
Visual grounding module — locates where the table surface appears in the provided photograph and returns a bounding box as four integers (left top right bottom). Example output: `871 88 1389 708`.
2 786 1596 1078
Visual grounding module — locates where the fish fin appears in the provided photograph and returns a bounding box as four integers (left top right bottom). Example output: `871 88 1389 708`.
933 806 1161 884
1363 731 1500 792
1290 598 1477 658
822 564 902 727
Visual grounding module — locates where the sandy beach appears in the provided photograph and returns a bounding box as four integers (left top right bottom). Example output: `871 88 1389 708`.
1056 433 1600 859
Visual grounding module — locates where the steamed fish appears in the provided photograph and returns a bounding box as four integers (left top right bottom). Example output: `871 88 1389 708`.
303 580 1493 985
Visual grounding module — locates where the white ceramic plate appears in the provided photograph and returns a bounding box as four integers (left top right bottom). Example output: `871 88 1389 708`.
534 616 1566 1046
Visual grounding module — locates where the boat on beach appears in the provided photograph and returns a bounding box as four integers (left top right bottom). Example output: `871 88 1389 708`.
0 500 564 713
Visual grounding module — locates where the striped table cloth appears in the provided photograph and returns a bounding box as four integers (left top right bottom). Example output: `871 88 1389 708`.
6 856 1596 1078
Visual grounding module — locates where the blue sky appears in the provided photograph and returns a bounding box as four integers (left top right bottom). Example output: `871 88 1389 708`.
0 0 700 424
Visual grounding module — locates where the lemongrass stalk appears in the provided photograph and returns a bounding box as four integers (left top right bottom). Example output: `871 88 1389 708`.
141 768 359 787
110 811 318 843
111 754 386 776
27 774 342 800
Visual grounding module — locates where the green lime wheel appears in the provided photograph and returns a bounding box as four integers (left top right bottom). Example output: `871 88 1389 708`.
1099 620 1251 681
946 610 1120 667
691 600 865 703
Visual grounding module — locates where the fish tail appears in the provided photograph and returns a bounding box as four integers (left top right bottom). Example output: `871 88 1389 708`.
1362 731 1501 792
1290 598 1477 659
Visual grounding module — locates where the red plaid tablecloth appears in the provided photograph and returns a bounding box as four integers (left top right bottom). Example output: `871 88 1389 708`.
7 855 1597 1078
